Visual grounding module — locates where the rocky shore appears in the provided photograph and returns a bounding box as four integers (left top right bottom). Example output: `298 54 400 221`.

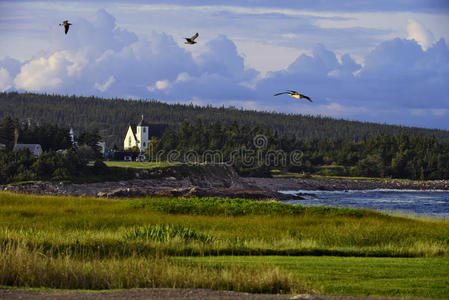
242 177 449 192
2 165 449 200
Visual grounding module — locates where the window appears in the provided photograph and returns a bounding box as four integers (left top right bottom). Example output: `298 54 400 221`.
143 142 146 147
143 128 146 133
128 137 131 146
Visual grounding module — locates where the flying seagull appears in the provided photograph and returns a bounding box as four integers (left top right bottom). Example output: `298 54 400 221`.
185 33 199 44
274 90 312 102
59 20 72 34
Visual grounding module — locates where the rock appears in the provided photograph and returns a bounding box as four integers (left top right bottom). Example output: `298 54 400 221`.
153 188 192 197
105 188 145 198
274 193 305 201
290 294 323 300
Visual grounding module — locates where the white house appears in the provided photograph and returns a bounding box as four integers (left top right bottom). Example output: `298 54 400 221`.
14 144 43 157
124 115 149 152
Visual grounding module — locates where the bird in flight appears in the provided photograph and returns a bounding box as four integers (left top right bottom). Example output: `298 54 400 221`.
185 33 199 45
274 90 312 102
59 20 72 34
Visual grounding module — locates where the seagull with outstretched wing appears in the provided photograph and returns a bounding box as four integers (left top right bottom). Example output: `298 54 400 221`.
59 20 72 34
274 90 312 102
185 32 199 44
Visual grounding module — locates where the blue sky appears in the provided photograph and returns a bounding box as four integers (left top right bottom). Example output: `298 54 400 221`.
1 0 449 129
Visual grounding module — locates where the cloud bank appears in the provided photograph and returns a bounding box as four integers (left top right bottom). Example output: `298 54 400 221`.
2 9 449 129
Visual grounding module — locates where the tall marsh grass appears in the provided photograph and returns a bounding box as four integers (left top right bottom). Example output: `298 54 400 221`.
123 224 214 243
130 196 368 217
1 192 448 296
1 192 448 258
0 242 305 293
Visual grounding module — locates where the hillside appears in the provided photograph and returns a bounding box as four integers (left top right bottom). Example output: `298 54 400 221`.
1 92 449 146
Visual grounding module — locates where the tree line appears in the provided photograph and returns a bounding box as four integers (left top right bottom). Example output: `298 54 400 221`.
0 115 109 184
1 113 449 182
0 115 102 154
149 120 449 180
2 92 449 149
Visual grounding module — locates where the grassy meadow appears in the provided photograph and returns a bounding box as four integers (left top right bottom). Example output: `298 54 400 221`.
103 161 179 169
1 191 448 297
178 256 449 298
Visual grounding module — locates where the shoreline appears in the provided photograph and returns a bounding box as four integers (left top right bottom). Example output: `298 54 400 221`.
243 177 449 192
3 176 449 200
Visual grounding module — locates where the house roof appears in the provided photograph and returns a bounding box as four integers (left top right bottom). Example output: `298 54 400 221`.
15 144 42 149
128 124 138 141
14 144 43 155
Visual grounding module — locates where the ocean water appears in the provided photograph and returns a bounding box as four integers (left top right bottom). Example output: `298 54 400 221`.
279 189 449 217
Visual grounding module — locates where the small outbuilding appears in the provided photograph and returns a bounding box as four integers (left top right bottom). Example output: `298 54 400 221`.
14 144 43 157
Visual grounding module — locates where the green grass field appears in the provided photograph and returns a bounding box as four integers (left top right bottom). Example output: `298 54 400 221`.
1 192 448 297
103 161 179 169
178 256 449 298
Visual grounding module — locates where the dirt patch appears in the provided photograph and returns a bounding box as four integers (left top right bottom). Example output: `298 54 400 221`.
0 289 436 300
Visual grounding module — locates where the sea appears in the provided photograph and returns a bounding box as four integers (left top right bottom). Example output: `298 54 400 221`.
279 189 449 218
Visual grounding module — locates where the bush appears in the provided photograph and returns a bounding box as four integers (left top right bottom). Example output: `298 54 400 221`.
237 165 272 178
52 168 71 181
92 160 109 175
0 148 109 184
0 149 36 184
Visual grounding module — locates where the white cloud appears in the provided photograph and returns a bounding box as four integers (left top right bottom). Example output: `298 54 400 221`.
0 68 12 92
407 19 435 50
147 79 170 91
94 75 115 92
155 80 170 90
14 51 72 91
176 72 192 82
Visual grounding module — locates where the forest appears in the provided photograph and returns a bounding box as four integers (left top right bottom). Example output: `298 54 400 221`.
151 120 449 180
1 115 449 182
1 92 449 148
0 116 114 184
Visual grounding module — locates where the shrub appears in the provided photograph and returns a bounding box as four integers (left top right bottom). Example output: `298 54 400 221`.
92 160 109 175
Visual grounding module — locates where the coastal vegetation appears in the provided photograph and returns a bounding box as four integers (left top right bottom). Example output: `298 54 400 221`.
103 161 178 169
1 192 448 297
2 115 449 183
152 120 449 179
0 148 138 184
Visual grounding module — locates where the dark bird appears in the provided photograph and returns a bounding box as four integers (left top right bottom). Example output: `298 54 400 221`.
274 90 312 102
185 32 199 44
59 20 72 34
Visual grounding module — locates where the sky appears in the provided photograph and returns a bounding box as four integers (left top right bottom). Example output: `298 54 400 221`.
1 0 449 129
